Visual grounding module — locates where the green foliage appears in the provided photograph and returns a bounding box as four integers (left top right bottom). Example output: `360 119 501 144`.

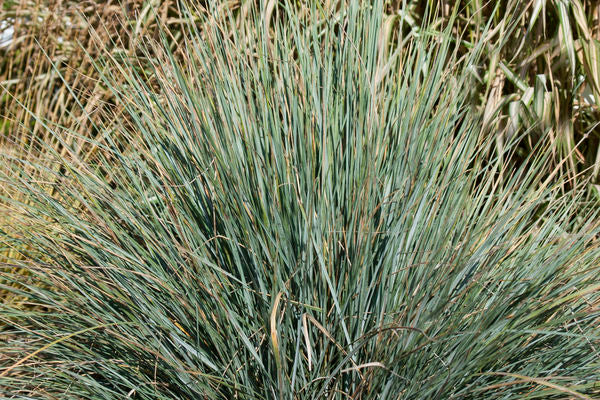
1 1 599 399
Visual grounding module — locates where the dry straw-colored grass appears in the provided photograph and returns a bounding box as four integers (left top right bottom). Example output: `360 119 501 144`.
0 0 179 303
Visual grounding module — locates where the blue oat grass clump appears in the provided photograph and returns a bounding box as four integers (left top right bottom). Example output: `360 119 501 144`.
1 1 599 399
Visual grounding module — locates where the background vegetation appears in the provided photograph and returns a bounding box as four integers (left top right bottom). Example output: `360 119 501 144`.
1 1 599 398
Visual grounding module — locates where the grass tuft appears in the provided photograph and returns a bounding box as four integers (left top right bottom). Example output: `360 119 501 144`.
1 1 599 399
